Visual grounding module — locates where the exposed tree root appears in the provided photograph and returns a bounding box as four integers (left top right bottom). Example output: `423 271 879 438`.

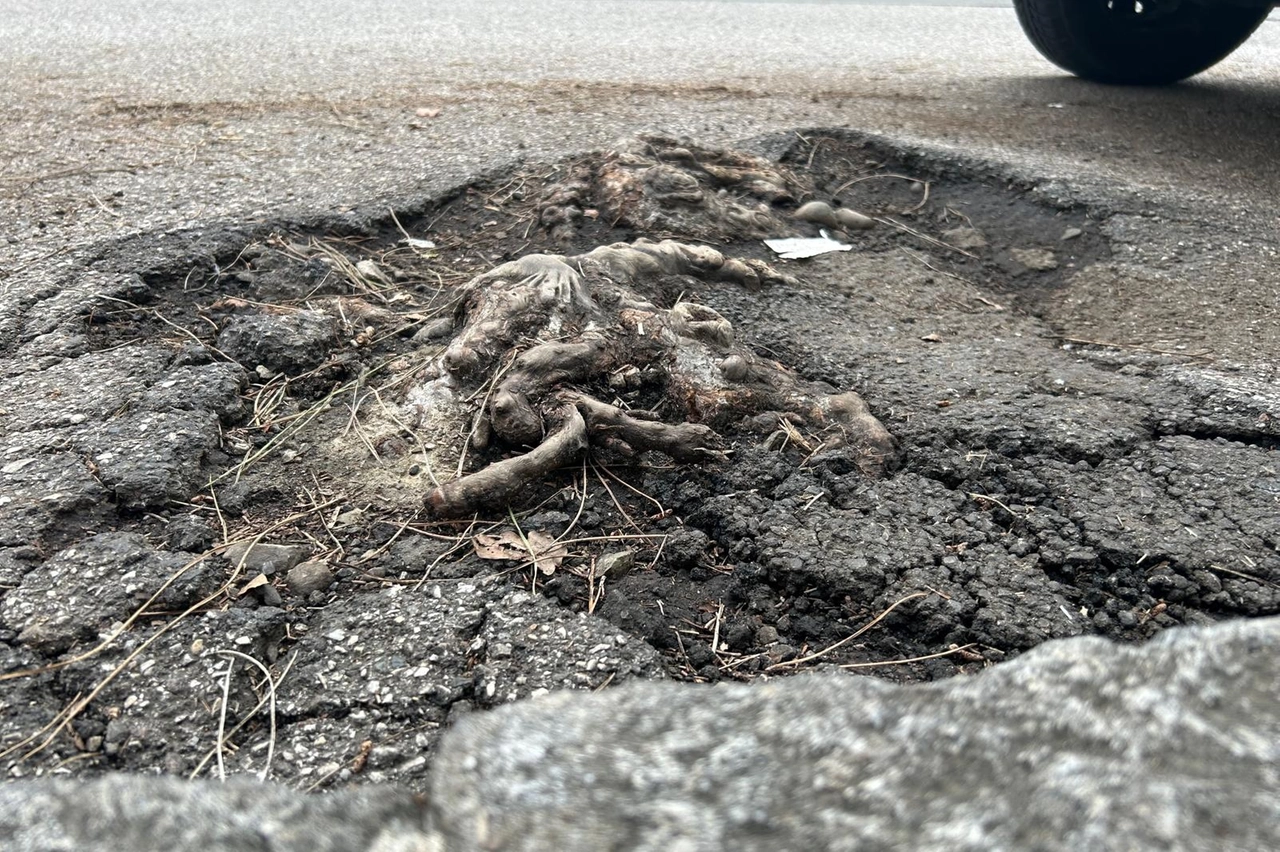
569 393 721 463
538 135 808 243
426 404 587 518
407 232 897 518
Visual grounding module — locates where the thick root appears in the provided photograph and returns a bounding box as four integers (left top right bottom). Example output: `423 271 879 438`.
426 405 588 517
411 233 894 518
539 135 807 243
570 393 721 463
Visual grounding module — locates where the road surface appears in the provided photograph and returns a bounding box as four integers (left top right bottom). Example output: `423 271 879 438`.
1 0 1278 355
1 0 1279 808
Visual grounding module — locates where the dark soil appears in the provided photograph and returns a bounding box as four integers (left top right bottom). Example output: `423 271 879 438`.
1 131 1276 789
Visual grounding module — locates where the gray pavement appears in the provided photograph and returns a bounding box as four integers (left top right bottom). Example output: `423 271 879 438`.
1 1 1279 355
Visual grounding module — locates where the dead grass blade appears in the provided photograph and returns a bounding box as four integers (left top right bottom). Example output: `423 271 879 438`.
207 649 283 782
837 643 979 670
765 591 930 672
0 501 338 765
968 492 1031 519
875 215 976 258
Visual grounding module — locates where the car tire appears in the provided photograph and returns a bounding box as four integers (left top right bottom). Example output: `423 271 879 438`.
1013 0 1272 85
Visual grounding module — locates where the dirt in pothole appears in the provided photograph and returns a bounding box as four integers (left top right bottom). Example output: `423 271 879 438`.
1 130 1277 790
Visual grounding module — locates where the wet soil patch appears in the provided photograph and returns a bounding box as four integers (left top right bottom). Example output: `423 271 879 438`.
2 131 1276 788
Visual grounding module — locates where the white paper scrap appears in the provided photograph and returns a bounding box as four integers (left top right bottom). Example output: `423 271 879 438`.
763 229 853 260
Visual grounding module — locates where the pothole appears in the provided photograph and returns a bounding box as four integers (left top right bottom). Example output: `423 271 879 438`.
2 131 1276 788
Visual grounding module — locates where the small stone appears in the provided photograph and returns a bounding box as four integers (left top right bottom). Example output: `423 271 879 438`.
719 355 749 382
597 550 636 581
334 508 364 527
1010 247 1059 272
413 318 454 342
942 227 987 250
1061 227 1083 241
223 542 310 576
258 584 284 607
793 200 839 227
216 310 339 375
355 259 390 284
288 561 335 596
769 643 798 662
833 208 874 230
165 515 214 553
755 625 780 646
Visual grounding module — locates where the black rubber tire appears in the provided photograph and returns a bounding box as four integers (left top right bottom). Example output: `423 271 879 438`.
1013 0 1272 85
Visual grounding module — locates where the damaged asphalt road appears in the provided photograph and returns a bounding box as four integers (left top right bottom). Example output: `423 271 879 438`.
1 1 1279 848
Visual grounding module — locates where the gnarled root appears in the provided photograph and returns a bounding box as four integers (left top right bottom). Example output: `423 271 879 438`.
426 404 587 517
539 135 808 243
412 236 895 518
570 393 721 463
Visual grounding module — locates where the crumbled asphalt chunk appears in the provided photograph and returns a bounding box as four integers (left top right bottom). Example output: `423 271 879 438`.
3 582 629 785
164 514 216 554
0 644 58 747
85 410 224 508
32 606 293 773
138 363 245 423
426 618 1280 852
0 453 107 548
0 776 435 851
0 344 244 516
215 310 340 374
8 272 147 354
0 345 240 432
257 582 664 786
213 474 285 516
0 547 38 592
0 533 222 657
